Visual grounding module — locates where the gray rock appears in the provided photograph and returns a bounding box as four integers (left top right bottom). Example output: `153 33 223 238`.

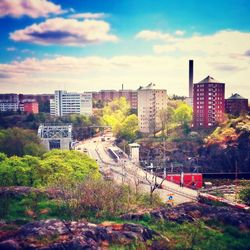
0 239 19 250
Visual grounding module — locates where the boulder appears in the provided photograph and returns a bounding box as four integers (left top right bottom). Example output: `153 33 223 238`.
0 239 19 250
0 219 158 249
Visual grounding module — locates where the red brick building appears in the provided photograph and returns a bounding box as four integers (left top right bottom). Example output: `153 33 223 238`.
92 89 138 110
193 76 225 128
225 93 248 116
20 101 39 114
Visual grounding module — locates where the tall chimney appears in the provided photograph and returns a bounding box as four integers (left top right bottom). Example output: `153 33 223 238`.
122 84 124 90
189 60 194 98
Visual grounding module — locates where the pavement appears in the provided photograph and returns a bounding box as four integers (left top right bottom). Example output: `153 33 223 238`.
75 135 198 205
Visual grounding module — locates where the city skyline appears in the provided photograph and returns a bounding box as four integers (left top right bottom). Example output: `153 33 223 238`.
0 0 250 98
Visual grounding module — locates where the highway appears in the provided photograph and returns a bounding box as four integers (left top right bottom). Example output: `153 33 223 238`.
76 135 198 205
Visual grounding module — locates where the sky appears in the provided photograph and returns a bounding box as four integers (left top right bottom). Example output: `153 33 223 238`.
0 0 250 98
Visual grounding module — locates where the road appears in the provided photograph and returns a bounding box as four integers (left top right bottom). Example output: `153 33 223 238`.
76 135 198 205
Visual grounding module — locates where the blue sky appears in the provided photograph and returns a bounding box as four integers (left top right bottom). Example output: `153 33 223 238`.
0 0 250 97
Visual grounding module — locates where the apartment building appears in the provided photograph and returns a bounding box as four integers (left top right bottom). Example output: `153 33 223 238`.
92 89 138 110
138 83 167 134
193 76 225 128
225 93 248 116
0 94 19 112
50 90 92 116
19 101 39 114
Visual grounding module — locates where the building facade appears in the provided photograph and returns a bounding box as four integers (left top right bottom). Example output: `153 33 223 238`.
0 93 44 113
38 124 72 150
50 90 92 116
225 93 248 116
19 94 54 113
92 89 138 110
137 83 167 134
193 76 225 128
20 101 39 114
0 94 19 112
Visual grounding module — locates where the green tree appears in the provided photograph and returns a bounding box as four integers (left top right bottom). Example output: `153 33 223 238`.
0 127 46 157
158 106 174 137
0 152 7 162
174 103 192 125
102 97 139 140
0 156 37 186
117 114 139 142
40 150 100 185
239 187 250 205
0 150 100 187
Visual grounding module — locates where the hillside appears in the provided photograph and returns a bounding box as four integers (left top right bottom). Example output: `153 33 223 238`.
199 115 250 172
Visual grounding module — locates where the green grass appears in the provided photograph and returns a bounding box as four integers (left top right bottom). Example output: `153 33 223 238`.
0 194 58 221
1 194 250 250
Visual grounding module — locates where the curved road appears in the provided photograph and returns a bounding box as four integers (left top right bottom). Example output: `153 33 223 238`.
76 136 198 205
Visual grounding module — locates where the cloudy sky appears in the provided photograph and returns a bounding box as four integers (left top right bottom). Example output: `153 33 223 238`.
0 0 250 98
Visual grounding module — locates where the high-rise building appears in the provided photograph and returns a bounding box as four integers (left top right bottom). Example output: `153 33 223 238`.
138 83 167 134
193 76 225 128
50 90 92 116
225 93 248 116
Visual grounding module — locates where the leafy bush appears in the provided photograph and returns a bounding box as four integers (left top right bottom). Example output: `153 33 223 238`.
239 187 250 205
0 150 100 187
0 127 46 157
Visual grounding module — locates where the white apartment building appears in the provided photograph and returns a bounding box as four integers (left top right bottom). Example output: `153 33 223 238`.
138 83 167 134
0 102 19 112
0 94 19 112
50 90 92 116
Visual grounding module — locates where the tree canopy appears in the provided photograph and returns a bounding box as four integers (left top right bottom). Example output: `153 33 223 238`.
102 97 139 141
0 127 46 157
117 114 139 142
200 115 250 172
173 103 192 125
0 150 100 187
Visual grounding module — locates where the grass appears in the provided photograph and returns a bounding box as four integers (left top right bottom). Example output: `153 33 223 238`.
1 194 250 250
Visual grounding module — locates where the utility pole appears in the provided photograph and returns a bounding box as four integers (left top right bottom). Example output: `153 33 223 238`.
163 137 166 179
235 159 238 202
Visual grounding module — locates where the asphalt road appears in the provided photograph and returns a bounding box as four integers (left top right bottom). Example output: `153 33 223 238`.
76 136 198 205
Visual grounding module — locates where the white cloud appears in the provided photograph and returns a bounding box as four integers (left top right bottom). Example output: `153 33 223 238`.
175 30 185 36
10 18 118 46
0 0 63 18
0 54 249 99
153 30 250 57
69 12 107 19
135 30 176 42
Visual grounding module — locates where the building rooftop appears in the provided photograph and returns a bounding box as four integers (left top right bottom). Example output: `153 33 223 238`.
227 93 247 100
129 143 140 147
138 83 164 90
198 75 222 84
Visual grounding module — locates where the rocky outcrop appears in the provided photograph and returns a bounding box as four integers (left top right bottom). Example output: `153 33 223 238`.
0 219 159 250
121 202 250 229
0 186 64 200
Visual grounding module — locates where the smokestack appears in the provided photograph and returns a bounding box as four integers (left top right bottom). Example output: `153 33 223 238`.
122 84 124 90
189 60 194 98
